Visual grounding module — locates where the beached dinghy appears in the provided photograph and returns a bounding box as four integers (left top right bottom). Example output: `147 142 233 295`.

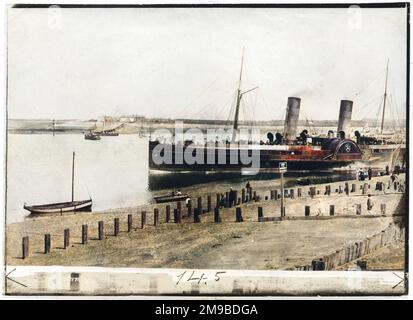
24 199 92 215
24 152 93 215
154 192 189 203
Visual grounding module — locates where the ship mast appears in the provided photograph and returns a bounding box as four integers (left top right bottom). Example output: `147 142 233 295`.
380 59 389 134
71 151 75 202
232 48 245 142
231 49 258 142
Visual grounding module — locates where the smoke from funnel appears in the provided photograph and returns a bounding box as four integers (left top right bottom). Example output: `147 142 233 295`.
284 97 301 141
337 100 353 137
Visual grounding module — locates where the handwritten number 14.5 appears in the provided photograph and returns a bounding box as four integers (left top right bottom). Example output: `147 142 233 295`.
176 271 226 285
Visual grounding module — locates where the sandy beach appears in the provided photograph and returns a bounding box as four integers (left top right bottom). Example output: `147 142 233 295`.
6 174 406 270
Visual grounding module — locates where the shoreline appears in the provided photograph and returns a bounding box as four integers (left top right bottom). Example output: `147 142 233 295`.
7 167 386 225
7 174 406 270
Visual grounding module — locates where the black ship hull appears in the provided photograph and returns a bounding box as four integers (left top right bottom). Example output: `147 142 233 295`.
148 139 364 173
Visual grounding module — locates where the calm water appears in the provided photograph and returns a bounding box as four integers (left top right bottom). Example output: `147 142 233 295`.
7 133 357 223
7 134 151 223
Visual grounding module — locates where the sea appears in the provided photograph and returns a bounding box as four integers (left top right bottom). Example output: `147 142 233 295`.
6 133 361 223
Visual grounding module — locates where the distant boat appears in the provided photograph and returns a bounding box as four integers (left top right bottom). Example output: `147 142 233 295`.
84 131 101 140
94 123 122 136
154 192 190 203
24 152 93 215
95 130 119 136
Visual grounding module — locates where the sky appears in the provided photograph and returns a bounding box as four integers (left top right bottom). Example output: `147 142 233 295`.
7 6 408 122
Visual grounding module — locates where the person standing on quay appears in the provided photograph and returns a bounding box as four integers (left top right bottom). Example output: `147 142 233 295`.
367 168 372 180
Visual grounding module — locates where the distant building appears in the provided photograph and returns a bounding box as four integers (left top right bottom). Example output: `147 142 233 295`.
119 115 145 123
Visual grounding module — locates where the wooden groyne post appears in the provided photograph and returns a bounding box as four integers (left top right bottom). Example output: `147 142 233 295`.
44 234 51 254
194 208 201 223
173 208 182 223
258 206 263 222
141 211 146 229
114 218 120 235
197 197 202 213
64 229 70 249
356 204 362 215
214 207 221 223
98 221 104 240
236 207 243 222
187 200 191 218
166 205 171 223
362 183 368 195
82 224 88 244
22 236 29 259
329 205 335 216
216 193 221 209
153 209 159 227
177 208 182 223
305 206 310 217
127 214 133 232
207 195 211 212
173 208 178 223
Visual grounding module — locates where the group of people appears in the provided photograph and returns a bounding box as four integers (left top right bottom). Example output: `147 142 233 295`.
358 164 405 182
364 164 406 213
357 167 373 181
217 182 252 208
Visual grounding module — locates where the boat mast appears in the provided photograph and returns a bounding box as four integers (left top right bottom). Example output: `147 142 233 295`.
71 151 75 202
232 48 245 142
381 59 389 134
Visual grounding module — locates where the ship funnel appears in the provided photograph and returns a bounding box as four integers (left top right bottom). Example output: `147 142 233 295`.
284 97 301 141
337 100 353 138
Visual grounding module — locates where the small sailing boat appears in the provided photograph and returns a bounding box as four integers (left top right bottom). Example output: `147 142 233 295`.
24 152 93 215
